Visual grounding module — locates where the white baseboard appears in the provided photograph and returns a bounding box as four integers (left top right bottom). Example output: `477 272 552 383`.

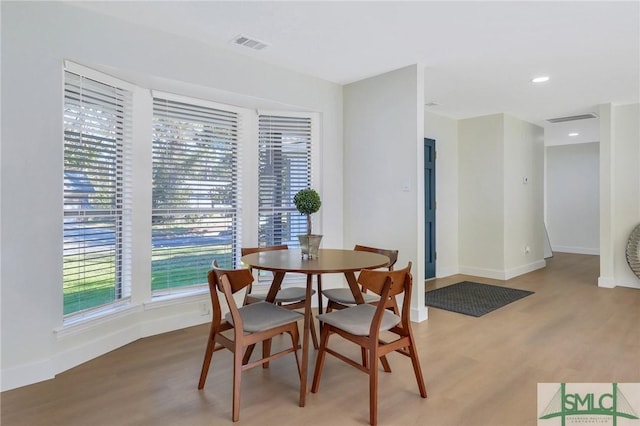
1 298 211 392
54 322 142 381
458 265 508 280
617 280 640 289
1 358 54 392
504 260 546 280
411 306 428 323
436 266 459 278
459 260 546 280
552 246 600 255
598 276 616 288
598 276 640 289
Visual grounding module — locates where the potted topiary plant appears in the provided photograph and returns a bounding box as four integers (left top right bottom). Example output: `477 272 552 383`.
293 188 322 259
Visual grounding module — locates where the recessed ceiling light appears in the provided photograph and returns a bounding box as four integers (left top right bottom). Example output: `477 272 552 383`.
532 76 550 83
569 132 579 137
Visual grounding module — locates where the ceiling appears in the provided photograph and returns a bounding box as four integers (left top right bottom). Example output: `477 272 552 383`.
69 1 639 146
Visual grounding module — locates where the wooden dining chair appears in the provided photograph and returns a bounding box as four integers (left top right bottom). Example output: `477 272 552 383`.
241 245 319 359
321 245 399 371
311 262 427 426
321 244 399 314
197 263 302 422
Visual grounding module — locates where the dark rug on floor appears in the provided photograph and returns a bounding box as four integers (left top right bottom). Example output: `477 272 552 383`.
425 281 534 317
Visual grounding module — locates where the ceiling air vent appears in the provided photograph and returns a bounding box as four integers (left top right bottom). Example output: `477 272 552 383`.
230 34 269 51
546 113 598 123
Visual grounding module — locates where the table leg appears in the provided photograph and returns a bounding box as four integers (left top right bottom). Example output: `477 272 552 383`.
316 275 323 331
299 273 313 407
344 271 365 304
265 272 286 302
316 274 323 314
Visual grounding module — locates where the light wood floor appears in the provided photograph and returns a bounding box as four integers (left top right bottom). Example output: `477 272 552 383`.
2 253 639 426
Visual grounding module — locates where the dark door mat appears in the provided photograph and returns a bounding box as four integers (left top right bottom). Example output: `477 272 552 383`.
425 281 534 317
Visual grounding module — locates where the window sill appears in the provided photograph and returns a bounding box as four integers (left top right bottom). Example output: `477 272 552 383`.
146 286 209 310
55 302 141 337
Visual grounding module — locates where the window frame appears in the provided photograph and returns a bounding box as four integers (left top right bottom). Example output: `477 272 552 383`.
62 61 134 320
255 110 320 283
150 91 244 297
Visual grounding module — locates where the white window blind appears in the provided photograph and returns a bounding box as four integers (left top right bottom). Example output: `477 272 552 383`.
152 95 241 294
258 114 312 249
63 69 133 316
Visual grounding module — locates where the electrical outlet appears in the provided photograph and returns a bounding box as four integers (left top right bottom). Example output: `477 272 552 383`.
199 301 210 316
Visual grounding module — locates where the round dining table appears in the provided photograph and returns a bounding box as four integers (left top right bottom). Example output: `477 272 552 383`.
240 248 390 407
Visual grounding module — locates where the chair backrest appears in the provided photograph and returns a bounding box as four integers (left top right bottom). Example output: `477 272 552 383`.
354 244 399 271
211 264 255 294
241 245 288 273
357 262 413 331
208 264 255 332
241 244 288 257
358 262 411 299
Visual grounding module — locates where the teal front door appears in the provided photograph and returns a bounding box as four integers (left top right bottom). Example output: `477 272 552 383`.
424 138 436 279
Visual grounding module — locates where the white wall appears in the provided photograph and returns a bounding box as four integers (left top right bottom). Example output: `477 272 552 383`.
546 143 600 254
458 114 545 279
343 64 427 322
503 115 545 277
599 103 640 289
424 111 459 278
1 2 343 391
458 114 505 276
